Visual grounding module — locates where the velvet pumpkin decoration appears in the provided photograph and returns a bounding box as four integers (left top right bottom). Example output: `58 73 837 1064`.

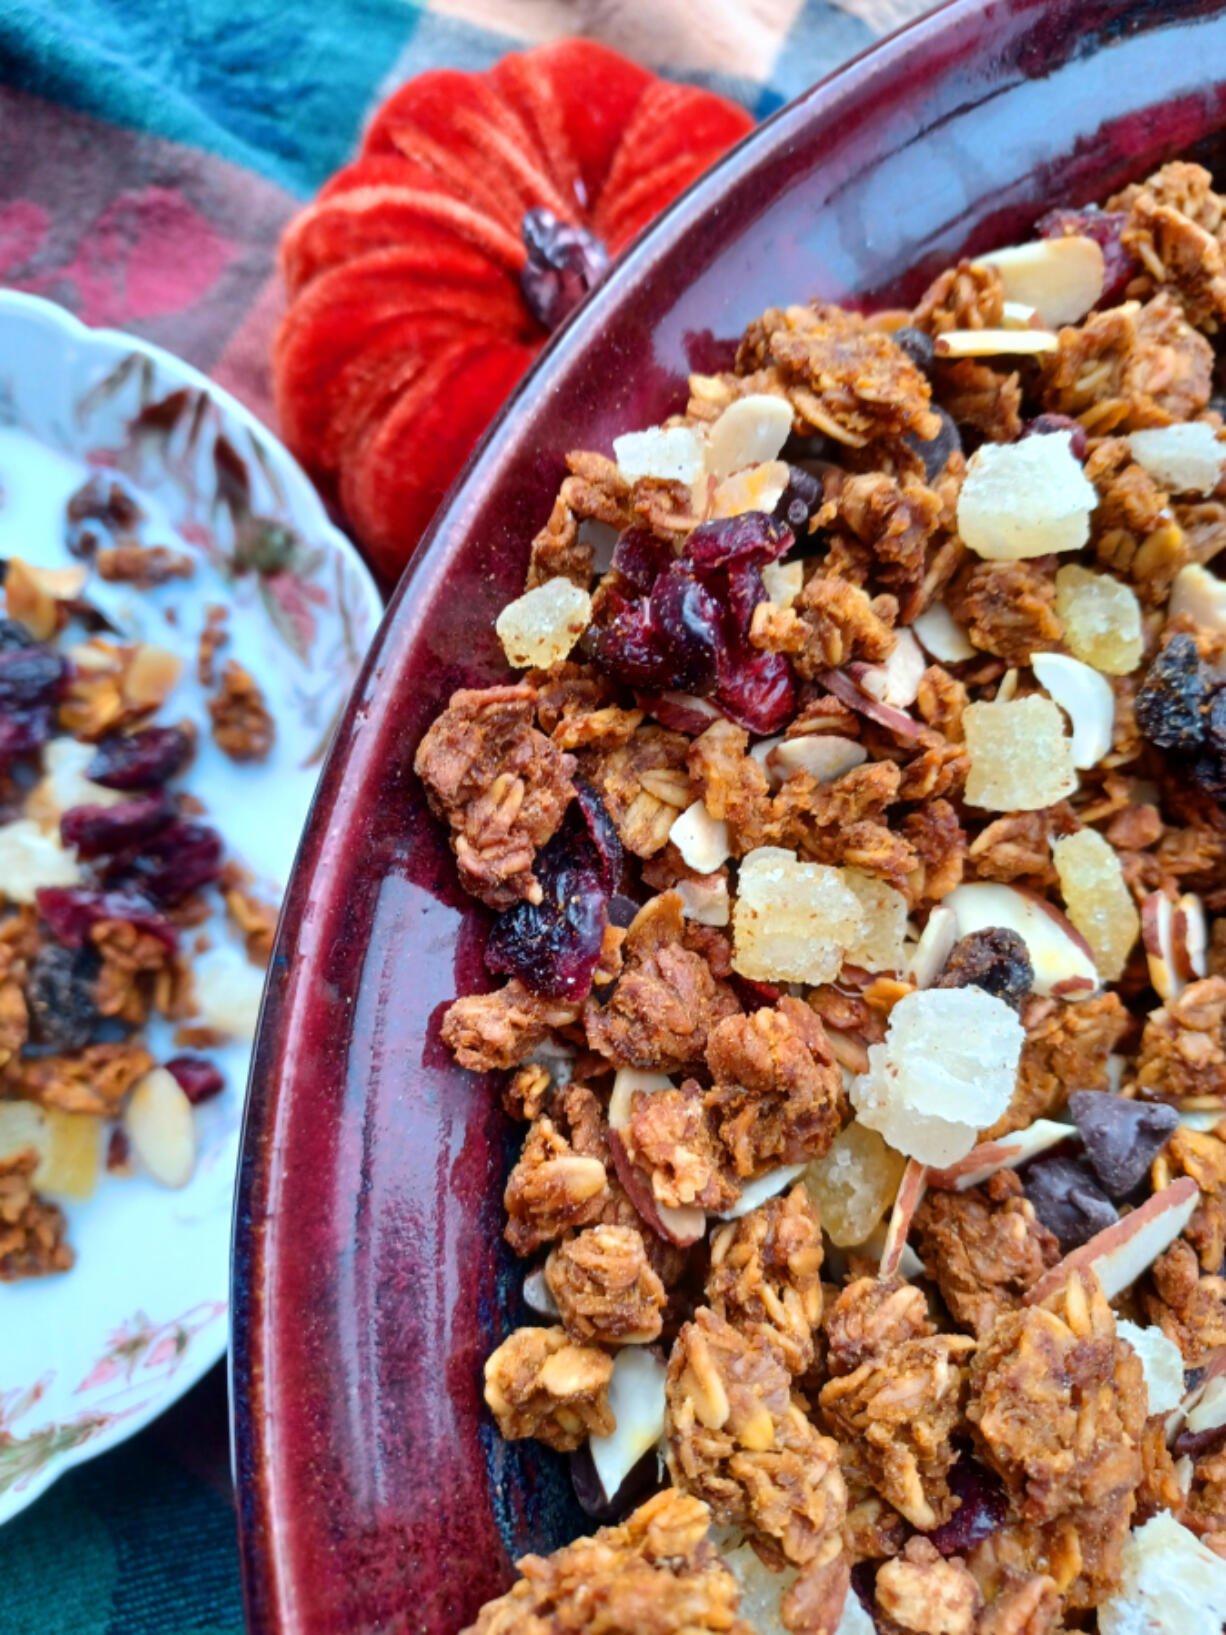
273 40 754 583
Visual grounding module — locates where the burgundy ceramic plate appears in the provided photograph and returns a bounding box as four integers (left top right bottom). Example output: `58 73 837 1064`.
232 1 1226 1629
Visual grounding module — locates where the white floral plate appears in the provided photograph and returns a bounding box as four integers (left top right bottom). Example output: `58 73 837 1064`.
0 289 381 1523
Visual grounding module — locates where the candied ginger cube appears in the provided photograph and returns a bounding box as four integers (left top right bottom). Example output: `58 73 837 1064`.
1099 1513 1226 1635
957 432 1097 561
804 1120 906 1247
1129 423 1226 496
1170 563 1226 635
495 577 592 670
849 987 1024 1166
613 425 706 484
1114 1319 1184 1416
1054 564 1143 675
1051 829 1139 982
732 847 861 985
964 695 1077 811
841 869 907 973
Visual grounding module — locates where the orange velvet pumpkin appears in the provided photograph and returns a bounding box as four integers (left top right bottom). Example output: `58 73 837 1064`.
273 40 753 582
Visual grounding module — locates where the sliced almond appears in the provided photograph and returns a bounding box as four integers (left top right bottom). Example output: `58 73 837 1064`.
1024 1175 1198 1305
675 874 730 927
935 328 1059 358
817 668 923 738
706 394 794 479
1174 893 1208 983
714 1164 808 1220
848 629 926 709
766 734 867 786
975 236 1105 326
1142 891 1182 1002
588 1347 667 1503
907 904 958 989
124 1066 196 1190
946 881 1099 998
124 644 182 709
1001 300 1039 328
669 799 731 874
609 1069 674 1131
606 1128 705 1246
1031 651 1115 769
927 1118 1077 1191
712 460 789 519
879 1159 927 1278
911 602 975 664
523 1267 560 1317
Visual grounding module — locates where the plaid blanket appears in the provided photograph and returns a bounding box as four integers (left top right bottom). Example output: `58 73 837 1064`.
0 0 935 1628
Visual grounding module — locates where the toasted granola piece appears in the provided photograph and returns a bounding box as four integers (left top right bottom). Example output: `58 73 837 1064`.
97 543 195 586
585 893 741 1072
814 470 944 611
1162 1123 1226 1271
1112 160 1226 331
895 736 970 805
1084 436 1187 606
900 800 967 907
503 1114 610 1256
974 1572 1062 1635
207 659 275 763
818 1330 974 1530
705 999 845 1176
934 360 1024 445
967 806 1076 890
1183 1440 1226 1556
441 980 581 1073
912 260 1006 334
966 1272 1145 1524
914 1169 1060 1337
688 720 769 837
752 575 897 676
1136 975 1226 1101
763 762 914 889
946 561 1063 665
966 1502 1130 1614
587 726 692 859
736 304 940 449
545 1224 666 1344
530 661 643 752
462 1488 750 1635
483 1324 614 1451
1042 293 1213 432
780 1549 852 1635
1142 1237 1226 1365
0 1148 74 1281
1135 1412 1184 1523
1155 820 1226 892
524 493 596 592
196 604 228 686
875 1536 983 1635
706 1185 824 1374
7 1040 153 1116
666 1307 847 1566
219 863 280 967
415 685 576 909
823 1276 934 1378
625 1080 739 1212
915 667 968 743
983 991 1129 1137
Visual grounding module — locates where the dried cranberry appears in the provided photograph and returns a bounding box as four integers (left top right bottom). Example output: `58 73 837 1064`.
25 943 99 1052
1037 206 1134 305
592 599 675 691
0 619 34 652
714 645 796 734
681 512 792 575
1022 412 1088 460
61 792 176 859
1135 633 1207 752
772 465 823 535
87 725 192 789
519 208 610 332
36 886 178 951
611 528 673 593
935 928 1033 1011
926 1457 1007 1555
103 819 223 904
485 784 622 1000
1022 1155 1119 1250
892 325 936 374
648 569 723 693
165 1055 225 1104
906 404 963 482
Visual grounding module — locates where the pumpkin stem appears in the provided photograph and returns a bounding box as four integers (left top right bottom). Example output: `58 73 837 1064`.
520 208 610 331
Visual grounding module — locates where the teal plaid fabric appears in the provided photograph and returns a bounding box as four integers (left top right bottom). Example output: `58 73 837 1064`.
0 0 935 1626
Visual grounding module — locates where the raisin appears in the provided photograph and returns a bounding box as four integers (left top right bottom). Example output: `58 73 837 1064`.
25 944 100 1052
934 927 1033 1011
771 465 823 535
892 325 936 375
87 726 192 789
906 404 962 483
1135 633 1207 752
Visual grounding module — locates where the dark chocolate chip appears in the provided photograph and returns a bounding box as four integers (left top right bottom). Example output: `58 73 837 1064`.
1068 1091 1179 1200
1022 1155 1119 1251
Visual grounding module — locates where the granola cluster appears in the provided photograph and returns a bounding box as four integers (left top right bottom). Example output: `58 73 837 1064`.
430 162 1226 1633
0 471 282 1281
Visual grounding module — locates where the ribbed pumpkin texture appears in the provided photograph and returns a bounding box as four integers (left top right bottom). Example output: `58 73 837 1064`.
273 40 753 583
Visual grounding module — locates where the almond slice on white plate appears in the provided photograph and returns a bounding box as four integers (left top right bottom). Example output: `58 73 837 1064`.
944 881 1099 999
124 1067 196 1190
927 1118 1078 1191
934 327 1059 358
975 235 1105 326
1129 423 1226 495
614 424 706 484
911 602 976 664
1024 1175 1198 1305
1030 651 1115 769
847 628 927 709
1170 563 1226 633
669 799 731 873
705 394 794 479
